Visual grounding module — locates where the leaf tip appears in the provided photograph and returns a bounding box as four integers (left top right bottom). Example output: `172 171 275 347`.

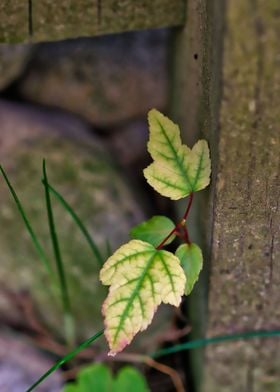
107 335 130 356
147 107 159 118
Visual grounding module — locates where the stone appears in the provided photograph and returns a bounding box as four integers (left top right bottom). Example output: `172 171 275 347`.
107 119 149 166
0 332 62 391
0 99 143 341
0 44 31 90
16 30 169 127
0 99 174 353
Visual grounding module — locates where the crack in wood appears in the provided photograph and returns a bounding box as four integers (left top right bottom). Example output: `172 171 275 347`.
97 0 102 26
28 0 33 37
269 230 275 286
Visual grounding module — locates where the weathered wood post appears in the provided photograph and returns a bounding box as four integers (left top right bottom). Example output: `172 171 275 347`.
171 0 280 390
0 1 185 42
170 0 225 388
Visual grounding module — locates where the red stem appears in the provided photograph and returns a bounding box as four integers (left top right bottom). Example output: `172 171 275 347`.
156 227 178 250
156 193 194 250
183 192 193 220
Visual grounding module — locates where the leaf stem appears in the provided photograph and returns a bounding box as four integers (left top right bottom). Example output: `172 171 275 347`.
183 192 193 220
156 227 178 250
156 193 194 249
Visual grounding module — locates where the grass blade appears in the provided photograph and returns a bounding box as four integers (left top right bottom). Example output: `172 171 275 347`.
26 329 104 392
150 329 280 358
45 182 104 267
26 328 280 391
0 164 52 275
42 159 74 346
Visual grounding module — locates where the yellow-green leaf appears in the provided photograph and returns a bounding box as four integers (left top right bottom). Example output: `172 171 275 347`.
143 109 211 200
175 243 203 295
100 239 186 355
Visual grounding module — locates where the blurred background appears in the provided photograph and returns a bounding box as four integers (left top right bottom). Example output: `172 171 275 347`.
2 1 279 390
0 29 189 391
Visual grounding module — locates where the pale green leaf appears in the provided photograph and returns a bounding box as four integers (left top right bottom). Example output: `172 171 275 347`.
100 239 186 355
187 140 211 192
63 364 112 392
130 215 176 247
113 367 150 392
78 364 112 392
63 364 149 392
143 109 211 200
63 385 77 392
175 243 203 295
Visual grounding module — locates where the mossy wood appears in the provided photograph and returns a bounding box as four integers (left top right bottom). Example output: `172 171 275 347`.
0 0 185 43
172 0 280 391
170 0 224 388
204 0 280 391
0 1 29 42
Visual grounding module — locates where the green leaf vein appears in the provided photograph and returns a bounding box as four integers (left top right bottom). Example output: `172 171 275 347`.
155 118 192 187
111 252 157 345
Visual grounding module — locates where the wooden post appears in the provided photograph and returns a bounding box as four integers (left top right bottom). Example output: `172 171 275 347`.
172 0 280 390
0 0 185 43
203 0 280 390
170 0 225 389
0 1 29 42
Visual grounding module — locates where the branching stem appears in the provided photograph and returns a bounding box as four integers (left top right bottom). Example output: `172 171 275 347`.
156 193 193 249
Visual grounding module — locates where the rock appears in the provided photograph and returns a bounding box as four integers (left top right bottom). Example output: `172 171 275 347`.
107 120 149 166
0 44 31 90
0 331 62 392
0 99 144 340
16 29 169 127
0 99 174 352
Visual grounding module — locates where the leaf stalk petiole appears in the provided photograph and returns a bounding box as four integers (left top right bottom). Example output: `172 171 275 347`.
156 193 193 249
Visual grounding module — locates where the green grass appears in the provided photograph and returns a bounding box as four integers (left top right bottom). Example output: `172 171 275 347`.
0 164 52 275
42 159 75 347
45 182 104 267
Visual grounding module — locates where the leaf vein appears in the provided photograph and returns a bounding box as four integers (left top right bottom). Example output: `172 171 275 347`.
111 252 157 345
155 118 192 189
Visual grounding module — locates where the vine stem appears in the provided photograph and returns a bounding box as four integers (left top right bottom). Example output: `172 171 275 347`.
156 193 194 250
183 192 193 220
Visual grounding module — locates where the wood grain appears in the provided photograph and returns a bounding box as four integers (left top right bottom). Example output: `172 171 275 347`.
0 0 185 43
204 0 280 390
170 1 225 389
0 1 29 42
